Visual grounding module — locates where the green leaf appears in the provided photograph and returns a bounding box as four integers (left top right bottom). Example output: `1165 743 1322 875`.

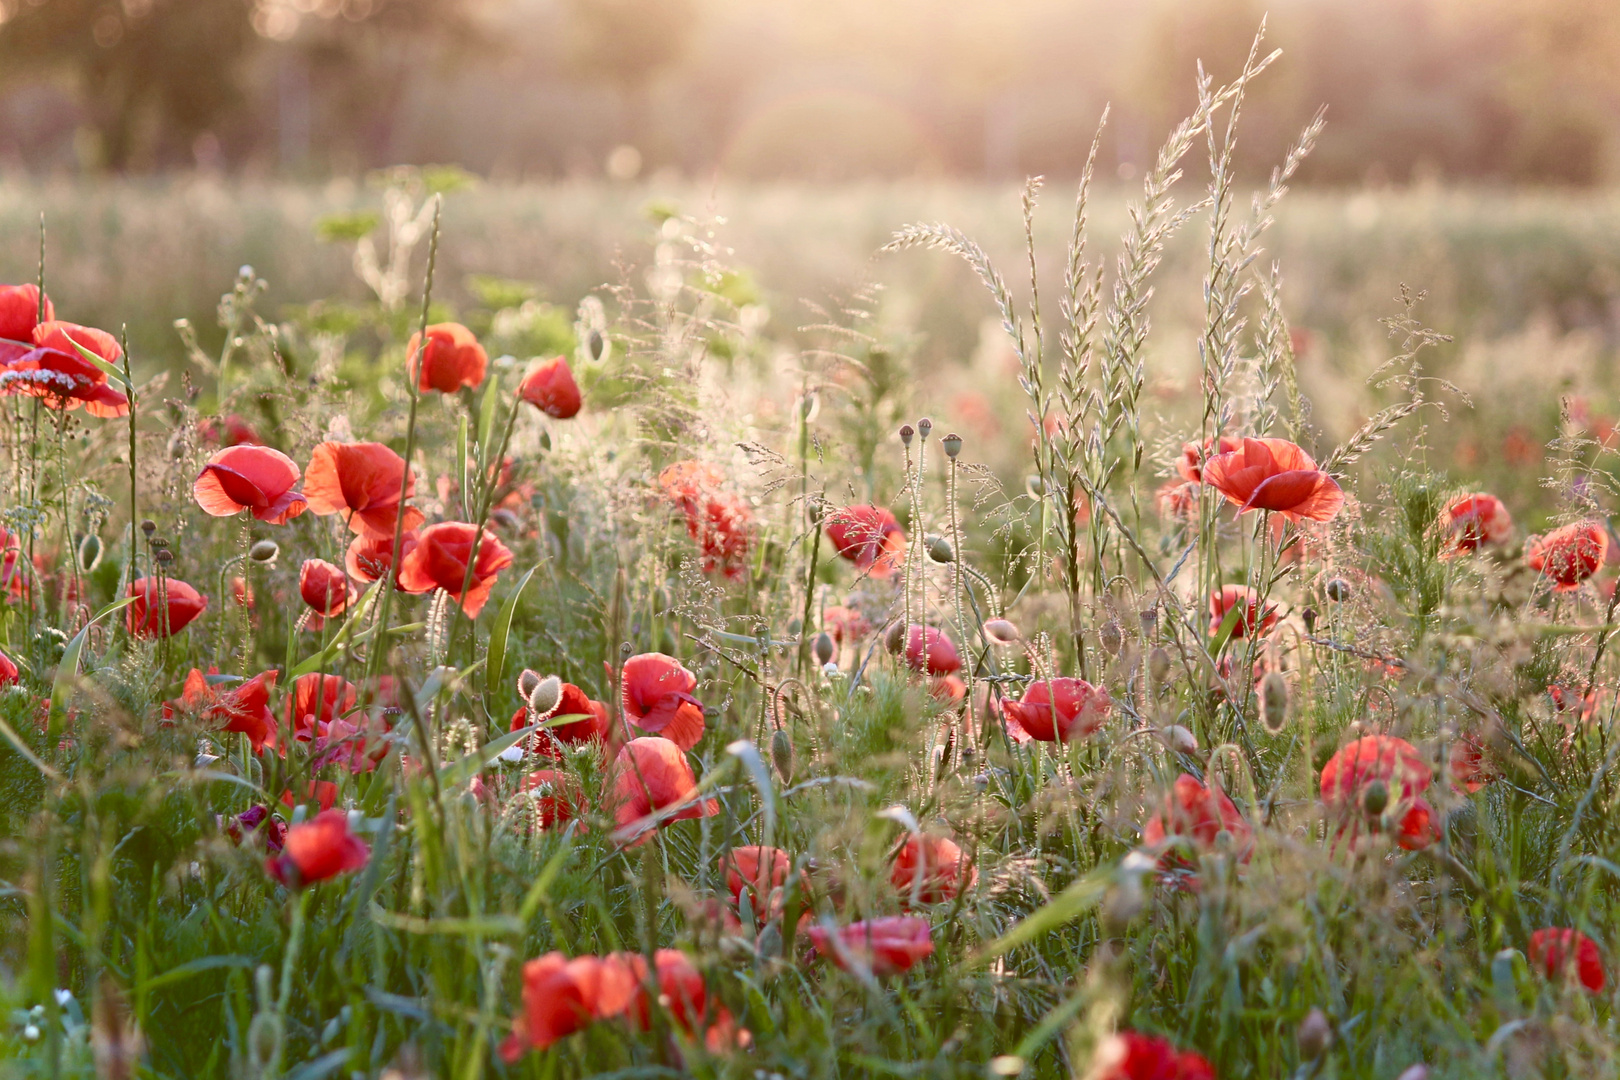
517 832 575 924
965 868 1108 969
477 374 500 467
485 565 539 709
436 722 538 791
315 211 380 243
290 583 380 678
67 337 133 396
48 596 136 745
369 904 523 937
138 954 255 993
285 1048 354 1080
456 412 469 515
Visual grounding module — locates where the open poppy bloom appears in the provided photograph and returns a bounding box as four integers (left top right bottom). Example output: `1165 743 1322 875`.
613 948 747 1051
1176 435 1243 483
126 577 208 638
346 530 418 587
1208 584 1278 639
299 559 354 620
823 605 872 645
1091 1031 1216 1080
0 321 128 417
281 780 340 813
0 284 51 362
165 667 281 752
221 805 287 854
521 769 587 831
825 504 906 578
1528 927 1606 993
891 833 976 904
499 952 638 1061
407 322 487 393
1201 437 1344 522
809 915 933 977
0 648 17 686
1526 520 1608 591
304 441 424 539
193 445 308 524
620 652 706 750
1002 677 1112 742
655 461 753 580
312 712 391 774
723 845 793 907
396 521 515 617
1156 480 1201 524
286 672 359 742
1319 734 1437 851
198 413 261 447
519 356 583 419
265 809 369 888
511 680 611 756
1141 773 1255 873
611 736 719 843
898 625 961 676
1438 493 1512 556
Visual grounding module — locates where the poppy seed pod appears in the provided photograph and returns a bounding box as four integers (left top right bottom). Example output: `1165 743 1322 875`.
1325 578 1352 602
1099 620 1123 656
1361 778 1389 817
899 424 914 447
249 539 279 563
983 618 1021 645
1260 671 1289 733
1297 1008 1333 1059
140 519 156 537
917 417 932 440
812 631 836 666
528 675 563 717
155 548 174 565
925 535 954 563
942 432 962 458
516 668 542 703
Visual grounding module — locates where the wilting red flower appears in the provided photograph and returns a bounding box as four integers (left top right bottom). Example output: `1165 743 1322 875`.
809 916 933 977
1002 677 1112 742
499 952 639 1061
899 625 961 676
723 846 792 906
0 283 51 357
396 521 515 617
1141 774 1254 871
193 445 308 524
511 681 611 755
891 834 976 904
198 413 261 447
519 356 583 419
521 769 586 831
825 504 906 578
1091 1031 1216 1080
1156 480 1201 523
126 577 208 638
303 441 423 539
1526 520 1609 591
1528 928 1606 993
286 673 359 741
1176 435 1243 483
611 736 719 842
1208 584 1278 639
406 322 487 393
0 648 17 686
1201 437 1344 522
231 576 254 609
298 559 354 620
1438 493 1512 555
346 530 418 587
221 805 287 854
166 668 282 752
2 321 129 417
655 461 753 580
1319 734 1436 851
265 809 368 888
620 652 705 750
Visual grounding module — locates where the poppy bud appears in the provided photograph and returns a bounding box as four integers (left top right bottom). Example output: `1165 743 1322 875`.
812 632 836 666
516 668 541 702
1025 475 1045 498
942 433 962 459
1302 607 1317 634
917 417 932 440
1149 647 1172 684
140 519 156 537
899 424 914 447
885 622 907 654
1260 671 1289 733
786 618 802 637
983 618 1022 645
1297 1008 1333 1059
1362 778 1389 817
770 725 794 785
586 328 608 363
926 536 954 563
806 497 826 525
155 548 174 565
1100 874 1144 935
249 539 279 563
528 674 563 717
1160 724 1199 754
800 391 818 420
77 533 103 572
1099 620 1123 656
1395 1067 1428 1080
1325 578 1351 602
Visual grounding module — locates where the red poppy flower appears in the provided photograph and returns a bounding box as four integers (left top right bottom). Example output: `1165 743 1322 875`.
198 413 262 447
1201 437 1344 522
1176 435 1243 483
891 834 976 905
407 322 487 393
511 681 611 755
231 576 254 609
519 356 582 419
1526 521 1608 591
312 712 391 774
825 504 906 577
126 577 208 638
1208 584 1278 639
809 916 933 977
1002 677 1112 742
1528 927 1606 993
1448 733 1497 793
0 525 25 602
655 461 753 580
521 769 586 831
1091 1031 1216 1080
899 625 961 676
1319 734 1436 851
303 441 423 539
2 321 128 417
0 283 51 355
345 530 418 587
612 948 745 1050
193 445 308 524
265 809 368 888
221 805 287 854
1438 493 1512 555
823 605 872 645
499 952 639 1061
1141 774 1254 870
611 736 719 842
286 672 359 741
620 652 705 750
396 521 515 617
723 846 792 906
280 780 340 812
166 668 281 752
930 674 967 702
1157 480 1201 523
297 559 354 621
0 648 17 686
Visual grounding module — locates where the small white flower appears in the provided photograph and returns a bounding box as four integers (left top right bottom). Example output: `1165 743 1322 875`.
499 745 525 763
22 1024 40 1042
53 989 73 1006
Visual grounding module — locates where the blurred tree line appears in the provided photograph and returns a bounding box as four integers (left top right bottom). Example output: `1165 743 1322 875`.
0 0 1615 183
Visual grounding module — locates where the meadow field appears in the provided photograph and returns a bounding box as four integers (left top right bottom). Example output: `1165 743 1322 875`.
5 82 1620 1080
